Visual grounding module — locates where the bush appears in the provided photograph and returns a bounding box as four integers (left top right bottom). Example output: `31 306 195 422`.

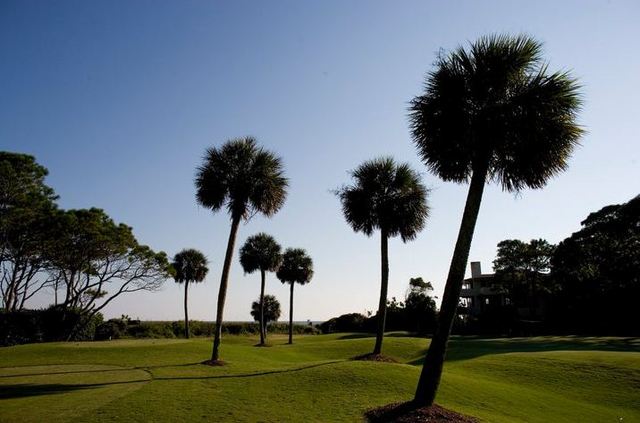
319 313 367 334
95 319 127 340
0 307 103 346
0 314 319 345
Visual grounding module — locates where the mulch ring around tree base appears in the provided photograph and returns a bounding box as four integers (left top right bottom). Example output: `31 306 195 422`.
365 402 478 423
201 359 227 366
352 353 399 363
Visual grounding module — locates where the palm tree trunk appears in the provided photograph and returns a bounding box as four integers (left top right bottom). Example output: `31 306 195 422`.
373 228 389 355
288 282 294 344
414 164 488 406
184 280 190 339
211 216 241 362
259 269 266 345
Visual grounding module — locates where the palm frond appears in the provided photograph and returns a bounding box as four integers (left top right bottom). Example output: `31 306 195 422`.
195 137 288 220
239 233 282 274
337 157 429 242
172 248 209 284
276 248 313 285
409 33 583 191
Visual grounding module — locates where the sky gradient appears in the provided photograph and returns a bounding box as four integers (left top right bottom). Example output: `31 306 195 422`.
1 0 639 321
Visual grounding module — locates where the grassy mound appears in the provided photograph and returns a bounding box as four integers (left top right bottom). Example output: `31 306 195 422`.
0 334 638 422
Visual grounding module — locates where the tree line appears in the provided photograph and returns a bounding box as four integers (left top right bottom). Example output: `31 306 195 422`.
481 195 639 336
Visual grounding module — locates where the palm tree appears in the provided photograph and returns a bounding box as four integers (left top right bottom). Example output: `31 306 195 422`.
337 157 429 355
195 137 288 362
172 249 209 339
276 248 313 344
409 34 583 406
250 294 281 328
239 233 282 345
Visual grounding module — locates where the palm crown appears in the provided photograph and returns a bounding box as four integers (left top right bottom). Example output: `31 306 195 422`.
409 34 583 191
239 233 282 274
338 157 429 242
195 137 288 220
172 249 209 284
276 248 313 286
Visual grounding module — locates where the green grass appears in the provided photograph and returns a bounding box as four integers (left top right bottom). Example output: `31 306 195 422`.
0 334 638 422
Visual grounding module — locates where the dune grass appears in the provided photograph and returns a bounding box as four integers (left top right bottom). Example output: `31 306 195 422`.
0 334 638 422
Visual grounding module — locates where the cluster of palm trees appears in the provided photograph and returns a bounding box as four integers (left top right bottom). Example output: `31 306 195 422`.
174 34 583 407
240 234 313 345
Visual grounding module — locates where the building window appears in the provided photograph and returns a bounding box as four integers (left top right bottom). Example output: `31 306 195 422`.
462 282 471 290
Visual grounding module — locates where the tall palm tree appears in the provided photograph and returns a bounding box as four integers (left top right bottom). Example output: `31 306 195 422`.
276 248 313 344
195 137 288 363
172 249 209 339
409 34 583 406
239 233 282 345
337 157 429 355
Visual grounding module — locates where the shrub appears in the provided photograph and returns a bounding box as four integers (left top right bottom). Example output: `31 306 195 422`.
0 307 103 345
319 313 367 334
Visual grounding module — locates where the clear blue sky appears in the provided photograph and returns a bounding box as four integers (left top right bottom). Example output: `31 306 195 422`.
1 1 638 321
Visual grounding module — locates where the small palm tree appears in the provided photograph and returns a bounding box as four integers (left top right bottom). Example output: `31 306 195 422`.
337 157 429 355
172 249 209 339
240 233 282 345
409 34 583 406
276 248 313 344
195 137 288 362
250 294 281 327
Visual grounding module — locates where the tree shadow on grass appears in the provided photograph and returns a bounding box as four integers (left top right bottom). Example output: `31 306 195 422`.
0 362 202 379
337 332 418 340
171 360 343 381
337 333 373 340
0 379 148 400
408 336 640 365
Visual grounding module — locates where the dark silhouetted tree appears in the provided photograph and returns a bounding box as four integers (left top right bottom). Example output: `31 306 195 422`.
405 278 437 335
195 137 287 362
240 233 282 344
276 248 313 344
337 157 429 355
493 239 555 318
0 152 58 311
172 249 209 338
250 294 281 327
409 34 583 406
550 195 639 335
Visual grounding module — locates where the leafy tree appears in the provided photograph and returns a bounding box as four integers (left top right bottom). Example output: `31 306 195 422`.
250 294 281 326
409 34 583 406
405 278 437 334
337 157 429 355
45 208 172 327
550 195 639 335
0 152 58 311
240 233 282 345
408 277 434 292
276 248 313 344
195 137 287 362
493 239 555 317
172 249 209 338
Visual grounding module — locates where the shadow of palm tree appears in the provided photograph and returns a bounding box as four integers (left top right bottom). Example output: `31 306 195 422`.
0 362 202 379
407 336 640 365
0 379 148 399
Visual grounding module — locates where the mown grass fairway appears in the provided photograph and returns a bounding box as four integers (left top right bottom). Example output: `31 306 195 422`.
0 334 638 422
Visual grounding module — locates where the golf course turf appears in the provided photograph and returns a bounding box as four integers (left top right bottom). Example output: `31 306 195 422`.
0 334 638 422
